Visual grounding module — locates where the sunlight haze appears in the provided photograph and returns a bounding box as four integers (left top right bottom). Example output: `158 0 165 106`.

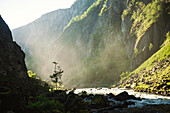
0 0 76 29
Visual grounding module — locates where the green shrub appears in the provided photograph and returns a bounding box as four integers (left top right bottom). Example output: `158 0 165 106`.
130 1 163 49
27 94 64 113
149 43 153 51
99 0 108 16
28 70 36 78
120 71 129 83
121 9 130 20
63 0 102 31
134 48 139 56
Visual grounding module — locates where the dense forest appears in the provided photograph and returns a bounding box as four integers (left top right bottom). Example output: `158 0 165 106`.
0 0 170 112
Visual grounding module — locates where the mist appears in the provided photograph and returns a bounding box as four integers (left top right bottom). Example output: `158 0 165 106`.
12 0 132 88
13 25 130 88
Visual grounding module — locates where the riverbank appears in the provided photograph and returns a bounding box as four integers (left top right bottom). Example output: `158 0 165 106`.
1 87 170 113
73 87 170 113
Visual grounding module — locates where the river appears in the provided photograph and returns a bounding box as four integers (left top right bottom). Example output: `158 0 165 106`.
73 87 170 108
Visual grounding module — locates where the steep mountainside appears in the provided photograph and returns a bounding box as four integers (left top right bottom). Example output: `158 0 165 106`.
12 0 96 79
0 15 29 112
119 32 170 96
0 16 48 112
13 0 170 88
0 16 28 79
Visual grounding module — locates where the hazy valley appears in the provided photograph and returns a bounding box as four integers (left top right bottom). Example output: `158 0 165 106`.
0 0 170 112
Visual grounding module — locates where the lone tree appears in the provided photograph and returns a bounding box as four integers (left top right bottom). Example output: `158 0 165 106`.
50 62 63 89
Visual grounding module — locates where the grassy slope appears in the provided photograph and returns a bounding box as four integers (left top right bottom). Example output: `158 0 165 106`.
118 0 170 96
119 34 170 95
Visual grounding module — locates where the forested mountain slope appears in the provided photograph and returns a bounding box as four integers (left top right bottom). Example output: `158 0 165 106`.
13 0 170 88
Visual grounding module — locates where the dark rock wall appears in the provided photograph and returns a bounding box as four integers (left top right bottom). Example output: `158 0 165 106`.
0 16 28 78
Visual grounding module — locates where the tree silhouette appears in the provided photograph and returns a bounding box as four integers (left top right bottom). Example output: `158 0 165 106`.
50 62 63 89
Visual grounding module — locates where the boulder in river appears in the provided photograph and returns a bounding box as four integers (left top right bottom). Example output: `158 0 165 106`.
91 94 110 108
115 91 141 101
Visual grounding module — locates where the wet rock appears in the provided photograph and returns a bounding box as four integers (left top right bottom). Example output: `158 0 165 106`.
91 95 109 108
115 91 129 101
89 94 94 97
163 85 170 90
167 92 170 96
64 95 85 112
68 90 77 96
115 91 141 101
114 103 128 108
157 84 166 90
125 85 131 89
152 67 157 72
131 83 137 88
107 93 115 99
80 91 89 98
124 101 135 106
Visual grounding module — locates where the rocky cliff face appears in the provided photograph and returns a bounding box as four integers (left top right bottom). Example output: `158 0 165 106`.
119 32 170 96
0 16 28 79
12 0 170 87
124 0 170 68
12 0 96 79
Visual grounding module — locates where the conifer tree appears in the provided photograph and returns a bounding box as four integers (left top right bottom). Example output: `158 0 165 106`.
50 62 63 89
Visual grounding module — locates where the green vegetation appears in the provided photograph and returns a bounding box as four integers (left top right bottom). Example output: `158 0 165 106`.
63 0 102 31
131 0 163 49
121 0 166 49
149 43 153 51
135 42 170 74
0 73 49 112
133 47 146 57
66 41 131 87
27 94 64 113
122 35 170 79
121 0 136 20
119 31 170 95
99 0 110 16
50 62 63 89
120 71 130 83
28 70 37 78
161 31 170 48
121 9 130 20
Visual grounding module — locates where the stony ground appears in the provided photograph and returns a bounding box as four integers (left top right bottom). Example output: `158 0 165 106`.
107 104 170 113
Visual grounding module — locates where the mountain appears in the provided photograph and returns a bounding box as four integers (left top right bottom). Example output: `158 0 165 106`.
0 16 49 112
119 32 170 96
12 0 96 82
0 16 28 79
12 0 170 88
0 15 28 112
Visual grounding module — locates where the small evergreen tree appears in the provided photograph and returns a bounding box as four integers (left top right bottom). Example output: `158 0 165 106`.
50 62 63 89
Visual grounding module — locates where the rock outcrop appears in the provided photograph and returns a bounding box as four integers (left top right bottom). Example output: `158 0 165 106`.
0 15 28 78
